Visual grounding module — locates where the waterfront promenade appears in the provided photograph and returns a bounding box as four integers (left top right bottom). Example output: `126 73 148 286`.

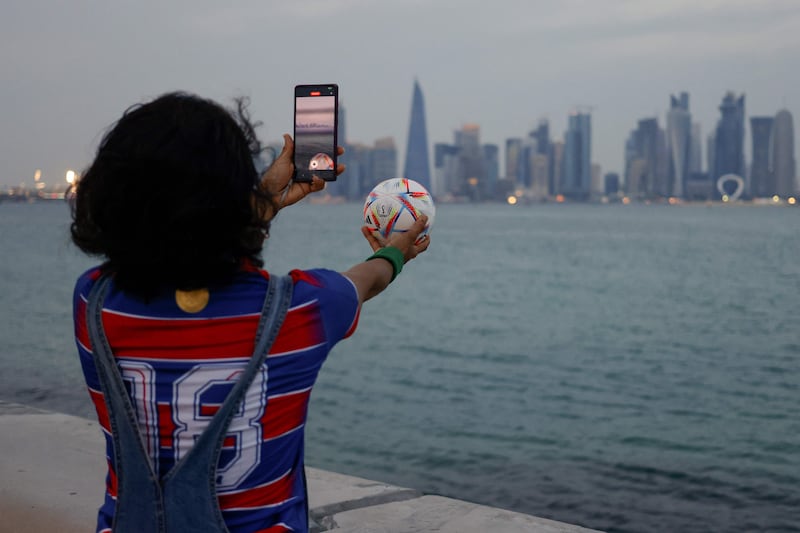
0 401 600 532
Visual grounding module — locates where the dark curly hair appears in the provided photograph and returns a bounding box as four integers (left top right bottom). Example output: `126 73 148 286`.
71 92 278 298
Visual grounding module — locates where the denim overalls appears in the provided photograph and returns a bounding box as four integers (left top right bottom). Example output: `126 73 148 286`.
87 274 294 532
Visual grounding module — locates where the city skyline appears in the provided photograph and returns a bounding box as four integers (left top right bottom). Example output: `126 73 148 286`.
1 1 799 190
7 80 796 204
422 82 797 201
4 86 797 198
312 82 795 203
7 86 794 195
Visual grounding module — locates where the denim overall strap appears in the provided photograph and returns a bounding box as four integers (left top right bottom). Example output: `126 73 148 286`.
86 274 293 533
161 274 293 532
86 274 165 532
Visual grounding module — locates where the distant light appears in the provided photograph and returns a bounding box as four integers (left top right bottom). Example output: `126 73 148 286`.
555 194 565 203
668 197 679 205
722 194 730 202
772 195 781 203
507 196 518 205
788 197 797 205
621 196 631 205
34 169 42 182
66 170 76 184
468 177 479 186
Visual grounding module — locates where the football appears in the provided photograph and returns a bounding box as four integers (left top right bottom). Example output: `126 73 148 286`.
363 178 435 244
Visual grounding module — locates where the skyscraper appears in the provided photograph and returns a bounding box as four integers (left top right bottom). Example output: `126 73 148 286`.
625 117 665 198
707 132 716 178
434 142 459 197
604 172 620 196
711 92 745 188
505 138 523 186
531 119 555 195
483 144 500 199
455 124 486 200
551 140 564 196
343 142 370 200
403 79 431 191
591 163 603 196
772 109 796 198
371 137 397 189
562 111 591 200
531 120 550 155
528 152 549 199
689 122 703 174
750 116 775 198
666 92 692 198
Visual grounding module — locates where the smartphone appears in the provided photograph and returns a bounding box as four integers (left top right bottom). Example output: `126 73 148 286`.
293 84 338 182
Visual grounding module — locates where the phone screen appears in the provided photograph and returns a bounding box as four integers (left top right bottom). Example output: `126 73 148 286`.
294 84 338 182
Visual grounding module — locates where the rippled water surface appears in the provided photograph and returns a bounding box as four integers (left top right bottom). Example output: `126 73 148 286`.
1 201 798 533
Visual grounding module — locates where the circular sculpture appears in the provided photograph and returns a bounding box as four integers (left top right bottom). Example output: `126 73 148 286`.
717 174 744 201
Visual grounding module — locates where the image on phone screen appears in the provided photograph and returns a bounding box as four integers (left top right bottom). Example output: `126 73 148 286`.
294 84 338 182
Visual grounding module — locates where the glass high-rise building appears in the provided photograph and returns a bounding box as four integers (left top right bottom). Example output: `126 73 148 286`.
434 142 459 197
505 138 523 187
604 172 620 196
667 92 692 198
371 137 397 189
483 144 499 199
772 109 796 198
711 92 745 188
403 79 431 191
531 119 556 194
551 140 564 196
531 120 550 155
625 117 664 198
689 122 703 174
562 111 591 200
455 124 485 200
750 116 775 198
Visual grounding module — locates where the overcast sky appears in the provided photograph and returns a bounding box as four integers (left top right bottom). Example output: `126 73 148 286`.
2 0 798 189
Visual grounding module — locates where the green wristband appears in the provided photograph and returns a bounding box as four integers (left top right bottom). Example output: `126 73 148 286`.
366 246 404 282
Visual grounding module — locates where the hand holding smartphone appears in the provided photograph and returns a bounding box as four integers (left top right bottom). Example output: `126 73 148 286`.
293 84 339 182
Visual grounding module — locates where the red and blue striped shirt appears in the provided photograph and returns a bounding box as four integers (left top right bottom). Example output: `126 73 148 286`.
73 265 359 532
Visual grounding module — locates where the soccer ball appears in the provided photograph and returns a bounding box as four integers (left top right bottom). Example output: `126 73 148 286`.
363 178 435 244
309 153 334 170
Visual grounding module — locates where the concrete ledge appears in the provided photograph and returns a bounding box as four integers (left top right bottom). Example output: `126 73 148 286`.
0 402 601 532
328 496 597 533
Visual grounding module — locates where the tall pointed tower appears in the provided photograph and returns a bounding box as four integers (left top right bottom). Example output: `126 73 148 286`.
403 79 431 191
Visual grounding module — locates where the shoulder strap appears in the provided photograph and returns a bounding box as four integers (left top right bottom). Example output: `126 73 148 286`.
86 274 165 532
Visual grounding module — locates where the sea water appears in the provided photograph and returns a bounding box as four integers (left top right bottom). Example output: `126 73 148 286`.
1 201 798 533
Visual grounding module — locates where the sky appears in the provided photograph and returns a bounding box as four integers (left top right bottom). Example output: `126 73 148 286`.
2 0 799 189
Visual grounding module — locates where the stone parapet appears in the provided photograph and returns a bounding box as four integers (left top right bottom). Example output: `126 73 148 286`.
0 402 601 533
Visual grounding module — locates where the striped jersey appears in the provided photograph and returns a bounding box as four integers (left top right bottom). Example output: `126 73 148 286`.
72 265 360 533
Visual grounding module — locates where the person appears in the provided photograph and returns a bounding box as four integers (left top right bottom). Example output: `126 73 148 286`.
70 92 430 532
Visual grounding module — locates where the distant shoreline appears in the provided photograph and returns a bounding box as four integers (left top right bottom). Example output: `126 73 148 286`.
3 192 797 208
